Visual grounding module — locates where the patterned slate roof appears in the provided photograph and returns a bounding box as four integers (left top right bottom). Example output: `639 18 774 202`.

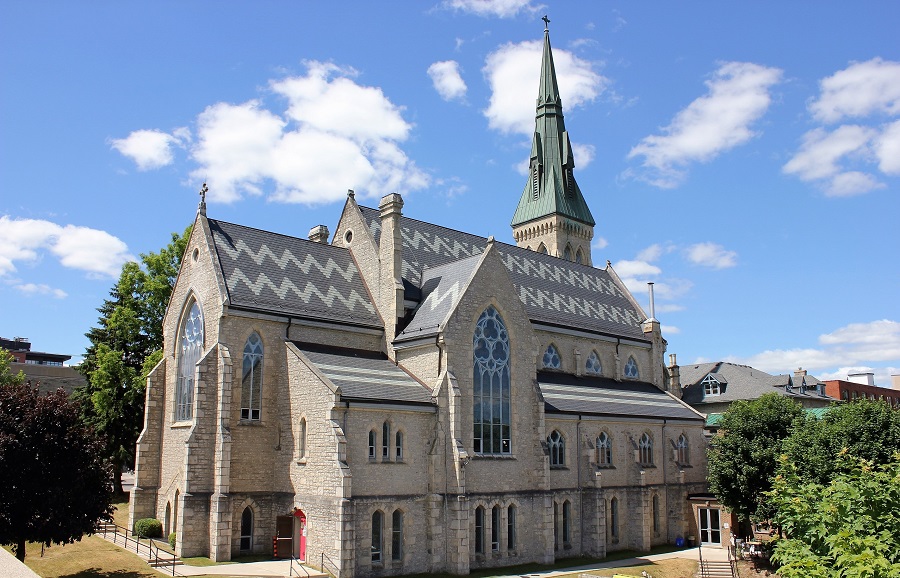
359 207 645 340
208 219 381 328
680 362 835 405
295 343 433 404
538 372 702 421
396 254 482 341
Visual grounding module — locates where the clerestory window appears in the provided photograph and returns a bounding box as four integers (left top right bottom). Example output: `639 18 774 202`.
676 434 689 465
639 432 653 466
473 307 511 455
597 432 612 466
542 344 561 369
548 430 565 467
585 351 602 375
624 356 639 379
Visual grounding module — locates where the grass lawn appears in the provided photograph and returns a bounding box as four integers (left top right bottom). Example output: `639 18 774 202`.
556 557 698 578
8 536 164 578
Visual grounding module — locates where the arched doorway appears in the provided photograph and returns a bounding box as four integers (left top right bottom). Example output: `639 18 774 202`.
293 509 307 561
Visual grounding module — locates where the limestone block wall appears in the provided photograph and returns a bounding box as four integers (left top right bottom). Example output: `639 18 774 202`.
285 344 351 577
532 330 657 387
130 356 167 530
396 344 441 389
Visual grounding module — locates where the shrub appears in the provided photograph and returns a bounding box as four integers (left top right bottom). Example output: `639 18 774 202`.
133 518 162 538
169 532 177 549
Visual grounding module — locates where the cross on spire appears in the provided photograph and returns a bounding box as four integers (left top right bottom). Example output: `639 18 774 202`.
198 182 208 216
542 14 550 31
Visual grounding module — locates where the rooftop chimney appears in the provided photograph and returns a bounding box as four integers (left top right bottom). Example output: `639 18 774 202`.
308 225 330 244
647 282 657 321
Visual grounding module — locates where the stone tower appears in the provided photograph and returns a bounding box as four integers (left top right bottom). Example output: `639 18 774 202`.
511 23 595 265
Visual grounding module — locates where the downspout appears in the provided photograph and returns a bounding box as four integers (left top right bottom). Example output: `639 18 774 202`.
577 415 584 554
285 316 293 340
662 419 669 545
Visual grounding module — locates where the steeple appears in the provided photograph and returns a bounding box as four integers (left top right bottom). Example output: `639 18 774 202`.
511 19 595 266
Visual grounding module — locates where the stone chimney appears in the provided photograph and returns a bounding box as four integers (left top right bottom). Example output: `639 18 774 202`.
892 374 900 391
667 353 682 398
794 367 808 380
379 193 405 357
308 225 330 244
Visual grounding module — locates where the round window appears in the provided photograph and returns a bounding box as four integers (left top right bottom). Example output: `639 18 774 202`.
344 230 353 243
192 248 199 262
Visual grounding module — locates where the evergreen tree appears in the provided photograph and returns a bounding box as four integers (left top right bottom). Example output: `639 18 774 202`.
75 225 191 494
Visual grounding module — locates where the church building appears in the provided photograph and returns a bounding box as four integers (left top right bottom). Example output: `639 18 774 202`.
130 25 708 577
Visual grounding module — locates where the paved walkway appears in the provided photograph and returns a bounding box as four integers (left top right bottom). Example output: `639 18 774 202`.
161 546 727 577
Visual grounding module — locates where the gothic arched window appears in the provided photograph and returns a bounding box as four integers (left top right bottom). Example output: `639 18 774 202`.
639 432 653 465
372 511 384 563
610 497 619 539
585 351 602 375
473 307 511 455
240 507 253 551
575 247 585 265
563 244 572 261
597 432 612 466
538 243 548 255
241 332 263 420
624 356 639 379
676 433 689 464
542 344 561 369
548 430 565 467
176 300 203 421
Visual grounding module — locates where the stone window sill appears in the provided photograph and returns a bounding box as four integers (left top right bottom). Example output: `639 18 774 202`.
596 464 616 470
296 457 307 465
550 465 568 470
473 453 516 460
238 419 263 426
170 421 192 429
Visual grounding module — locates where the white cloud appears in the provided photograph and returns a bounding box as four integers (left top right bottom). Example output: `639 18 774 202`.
14 283 67 299
809 58 900 123
443 0 542 18
874 119 900 175
428 60 467 101
613 259 661 279
111 128 188 170
684 242 737 269
729 320 900 381
0 216 134 279
655 303 685 314
483 40 605 135
782 125 885 196
661 325 680 335
636 242 676 263
571 142 595 169
627 62 782 188
182 61 429 205
591 237 609 250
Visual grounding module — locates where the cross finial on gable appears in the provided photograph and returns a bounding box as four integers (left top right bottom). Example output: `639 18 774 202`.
198 182 208 216
542 14 550 31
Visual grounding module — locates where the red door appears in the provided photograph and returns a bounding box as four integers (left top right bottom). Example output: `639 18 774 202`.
294 510 307 561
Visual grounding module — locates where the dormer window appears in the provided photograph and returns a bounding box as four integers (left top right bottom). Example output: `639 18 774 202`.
701 374 721 396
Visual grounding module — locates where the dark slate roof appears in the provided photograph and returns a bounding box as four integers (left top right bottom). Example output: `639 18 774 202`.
208 219 381 328
680 362 835 406
359 207 645 340
295 343 433 404
396 254 482 341
538 372 702 421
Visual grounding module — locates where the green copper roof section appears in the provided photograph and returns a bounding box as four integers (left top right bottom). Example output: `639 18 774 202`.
511 26 595 228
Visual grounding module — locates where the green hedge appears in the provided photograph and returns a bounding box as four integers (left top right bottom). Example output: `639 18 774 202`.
133 518 163 538
169 532 177 549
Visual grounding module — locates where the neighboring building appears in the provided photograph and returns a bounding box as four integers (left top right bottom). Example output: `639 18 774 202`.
130 26 711 577
824 374 900 408
0 336 85 395
675 361 836 432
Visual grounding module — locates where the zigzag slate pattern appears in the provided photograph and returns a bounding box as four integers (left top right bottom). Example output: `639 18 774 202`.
360 207 645 340
209 220 380 327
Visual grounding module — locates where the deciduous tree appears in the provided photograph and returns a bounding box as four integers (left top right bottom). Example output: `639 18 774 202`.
706 393 803 522
769 452 900 578
0 377 113 562
782 399 900 486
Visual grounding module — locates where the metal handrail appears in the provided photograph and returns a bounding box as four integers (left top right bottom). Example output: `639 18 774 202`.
100 522 178 576
321 551 339 577
289 555 311 578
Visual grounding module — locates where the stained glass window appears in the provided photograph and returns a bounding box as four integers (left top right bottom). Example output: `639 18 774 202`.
241 333 263 420
176 301 203 421
473 307 511 454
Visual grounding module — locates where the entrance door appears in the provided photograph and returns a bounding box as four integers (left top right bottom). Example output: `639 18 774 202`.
293 510 307 561
699 508 722 545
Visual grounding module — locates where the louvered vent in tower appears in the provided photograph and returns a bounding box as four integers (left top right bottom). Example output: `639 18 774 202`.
532 166 540 200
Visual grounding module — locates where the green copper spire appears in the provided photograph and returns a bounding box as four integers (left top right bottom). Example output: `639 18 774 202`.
511 22 595 228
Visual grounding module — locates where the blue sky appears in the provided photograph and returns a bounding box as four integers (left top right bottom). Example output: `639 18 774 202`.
2 1 898 384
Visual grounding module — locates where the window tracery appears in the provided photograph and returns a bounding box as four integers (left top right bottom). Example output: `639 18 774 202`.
473 307 511 454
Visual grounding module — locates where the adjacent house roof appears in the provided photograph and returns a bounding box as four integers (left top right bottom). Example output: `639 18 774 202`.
538 372 702 421
359 207 646 341
208 219 381 328
295 343 433 405
680 361 835 406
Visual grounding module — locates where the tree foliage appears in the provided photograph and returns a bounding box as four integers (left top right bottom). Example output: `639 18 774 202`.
706 393 803 521
74 225 191 494
782 399 900 486
0 349 25 387
0 380 113 562
769 452 900 578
